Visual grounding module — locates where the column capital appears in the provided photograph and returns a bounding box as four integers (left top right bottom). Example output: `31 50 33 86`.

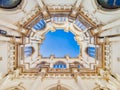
36 0 50 18
70 0 82 18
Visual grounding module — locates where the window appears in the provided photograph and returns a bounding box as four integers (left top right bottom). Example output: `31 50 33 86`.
97 0 120 9
53 62 66 69
87 47 96 58
0 0 22 9
33 19 46 30
24 46 33 57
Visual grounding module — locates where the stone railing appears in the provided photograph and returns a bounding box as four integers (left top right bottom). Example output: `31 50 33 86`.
47 5 72 12
8 43 17 72
48 68 70 73
104 43 112 71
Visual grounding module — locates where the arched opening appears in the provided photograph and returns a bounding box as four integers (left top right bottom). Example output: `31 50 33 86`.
86 46 96 58
53 61 66 69
39 30 80 57
49 86 69 90
0 0 22 9
24 46 34 57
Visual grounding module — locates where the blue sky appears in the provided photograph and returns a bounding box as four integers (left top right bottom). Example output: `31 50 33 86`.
40 29 80 57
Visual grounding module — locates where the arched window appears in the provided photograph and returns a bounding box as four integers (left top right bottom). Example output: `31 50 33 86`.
86 47 96 58
53 62 66 69
0 0 22 9
24 46 34 57
97 0 120 9
33 19 46 30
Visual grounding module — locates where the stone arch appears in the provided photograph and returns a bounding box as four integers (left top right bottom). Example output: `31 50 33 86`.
44 83 73 90
53 61 67 68
4 86 25 90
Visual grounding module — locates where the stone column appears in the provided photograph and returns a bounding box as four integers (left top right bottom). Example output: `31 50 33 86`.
0 36 22 43
70 0 82 18
36 0 49 18
0 20 28 35
50 63 53 68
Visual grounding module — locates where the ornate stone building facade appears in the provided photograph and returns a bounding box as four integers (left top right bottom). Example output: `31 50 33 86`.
0 0 120 90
